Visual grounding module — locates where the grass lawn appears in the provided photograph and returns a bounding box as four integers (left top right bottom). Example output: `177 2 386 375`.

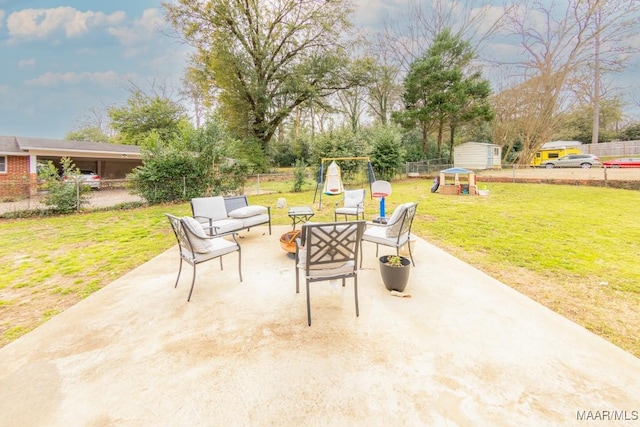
1 178 639 358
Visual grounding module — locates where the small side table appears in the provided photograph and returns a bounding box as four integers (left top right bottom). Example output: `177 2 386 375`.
288 206 314 229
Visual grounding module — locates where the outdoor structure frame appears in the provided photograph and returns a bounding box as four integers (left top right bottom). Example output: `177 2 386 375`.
313 157 375 210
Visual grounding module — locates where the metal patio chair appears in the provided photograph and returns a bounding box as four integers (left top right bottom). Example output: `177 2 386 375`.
166 214 242 301
334 188 366 221
295 221 366 326
360 202 418 267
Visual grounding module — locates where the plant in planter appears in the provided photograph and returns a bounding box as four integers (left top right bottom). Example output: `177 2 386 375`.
378 254 411 292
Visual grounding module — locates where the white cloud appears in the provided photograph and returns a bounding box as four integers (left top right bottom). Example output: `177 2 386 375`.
6 7 125 41
18 58 35 68
469 5 510 35
108 8 165 46
25 71 136 87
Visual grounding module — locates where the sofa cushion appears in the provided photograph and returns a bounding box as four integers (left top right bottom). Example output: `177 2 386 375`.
343 189 365 208
210 219 244 235
191 196 227 221
363 225 409 246
335 207 361 216
240 213 270 228
385 203 408 238
182 216 208 238
181 216 216 253
228 205 268 218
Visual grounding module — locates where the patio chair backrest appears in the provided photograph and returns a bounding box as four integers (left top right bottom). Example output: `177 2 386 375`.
166 213 190 253
300 221 365 271
191 196 227 222
386 202 418 239
343 189 365 208
399 202 417 236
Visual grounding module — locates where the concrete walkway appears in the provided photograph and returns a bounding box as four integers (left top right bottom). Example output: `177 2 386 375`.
0 225 639 426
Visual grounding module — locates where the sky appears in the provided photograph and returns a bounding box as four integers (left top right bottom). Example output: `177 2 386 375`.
0 0 189 139
1 0 639 139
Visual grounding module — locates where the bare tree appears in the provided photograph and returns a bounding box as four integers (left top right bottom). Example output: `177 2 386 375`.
334 57 376 132
67 106 117 142
376 0 508 74
369 0 507 154
494 0 640 162
180 66 210 129
365 52 401 126
585 0 640 143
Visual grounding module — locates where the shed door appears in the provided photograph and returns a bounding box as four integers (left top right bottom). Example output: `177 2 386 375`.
486 147 493 167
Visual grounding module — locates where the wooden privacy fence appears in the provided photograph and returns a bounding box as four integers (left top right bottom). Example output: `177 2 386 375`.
576 140 640 157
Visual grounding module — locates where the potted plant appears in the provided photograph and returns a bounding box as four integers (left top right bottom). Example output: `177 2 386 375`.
378 255 411 292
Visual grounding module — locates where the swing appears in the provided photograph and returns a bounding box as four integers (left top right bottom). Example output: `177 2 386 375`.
313 157 376 210
323 161 344 195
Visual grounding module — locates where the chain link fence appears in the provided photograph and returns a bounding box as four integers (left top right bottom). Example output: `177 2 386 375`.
0 179 143 215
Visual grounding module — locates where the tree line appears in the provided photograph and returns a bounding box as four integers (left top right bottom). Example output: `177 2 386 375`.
65 0 640 201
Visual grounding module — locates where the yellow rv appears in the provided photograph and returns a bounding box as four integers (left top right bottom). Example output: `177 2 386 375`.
531 141 583 167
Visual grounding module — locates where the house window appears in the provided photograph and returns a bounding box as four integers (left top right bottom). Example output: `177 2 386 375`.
493 147 500 156
0 156 6 173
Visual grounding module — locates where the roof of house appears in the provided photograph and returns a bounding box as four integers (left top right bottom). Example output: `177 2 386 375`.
0 136 20 155
457 141 500 147
540 140 583 149
0 135 140 158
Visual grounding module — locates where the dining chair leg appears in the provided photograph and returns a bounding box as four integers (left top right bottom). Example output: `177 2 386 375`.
175 258 183 288
354 277 359 317
237 250 243 282
187 265 197 301
306 280 312 326
407 241 415 266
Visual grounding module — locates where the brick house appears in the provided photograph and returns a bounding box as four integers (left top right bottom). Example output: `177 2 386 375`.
0 135 141 198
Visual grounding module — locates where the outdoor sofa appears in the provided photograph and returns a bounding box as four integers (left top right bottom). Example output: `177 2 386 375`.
191 195 271 236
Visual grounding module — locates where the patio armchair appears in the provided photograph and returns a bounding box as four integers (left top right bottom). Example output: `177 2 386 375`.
166 214 242 301
334 188 365 222
360 202 418 267
295 221 366 326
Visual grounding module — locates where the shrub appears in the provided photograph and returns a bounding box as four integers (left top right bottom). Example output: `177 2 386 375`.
369 126 403 181
127 118 250 204
40 157 91 213
292 159 307 192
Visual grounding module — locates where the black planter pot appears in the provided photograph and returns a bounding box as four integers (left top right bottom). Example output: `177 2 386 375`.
378 255 411 292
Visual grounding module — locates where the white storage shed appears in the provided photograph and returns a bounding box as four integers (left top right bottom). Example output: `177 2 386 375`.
453 142 502 170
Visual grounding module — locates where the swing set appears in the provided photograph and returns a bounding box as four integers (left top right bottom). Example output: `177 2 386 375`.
313 157 376 210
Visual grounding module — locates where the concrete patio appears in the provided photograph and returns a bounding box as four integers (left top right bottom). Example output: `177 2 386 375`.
0 225 639 426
